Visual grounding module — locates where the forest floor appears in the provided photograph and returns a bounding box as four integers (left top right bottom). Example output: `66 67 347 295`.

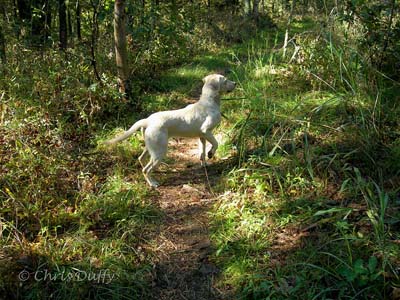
2 14 399 300
146 138 227 300
124 51 241 298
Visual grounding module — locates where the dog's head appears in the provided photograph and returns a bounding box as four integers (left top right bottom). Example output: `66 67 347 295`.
202 74 236 93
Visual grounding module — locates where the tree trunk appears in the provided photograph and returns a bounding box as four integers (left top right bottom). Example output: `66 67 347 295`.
207 0 211 21
229 0 239 15
76 0 81 41
283 0 295 58
252 0 259 20
379 0 396 69
44 0 51 41
114 0 131 97
16 0 31 21
59 0 67 49
31 0 48 45
272 0 275 16
141 0 145 24
90 0 101 82
171 0 177 21
244 0 251 15
67 7 72 37
150 0 157 31
0 24 5 63
0 0 6 63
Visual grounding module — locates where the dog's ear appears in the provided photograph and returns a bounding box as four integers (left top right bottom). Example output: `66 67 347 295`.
202 75 210 84
203 74 222 91
213 75 226 90
218 75 226 85
210 77 221 90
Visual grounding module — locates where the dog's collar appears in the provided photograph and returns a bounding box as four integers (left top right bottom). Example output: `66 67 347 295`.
220 97 247 101
221 112 229 120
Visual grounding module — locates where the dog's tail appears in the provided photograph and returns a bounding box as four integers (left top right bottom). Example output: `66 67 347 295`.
105 119 148 145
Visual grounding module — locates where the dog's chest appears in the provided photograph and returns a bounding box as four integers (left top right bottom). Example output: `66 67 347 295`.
166 105 220 137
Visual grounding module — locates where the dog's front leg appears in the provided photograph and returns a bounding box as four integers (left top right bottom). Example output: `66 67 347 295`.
203 132 218 159
199 137 207 166
201 116 219 159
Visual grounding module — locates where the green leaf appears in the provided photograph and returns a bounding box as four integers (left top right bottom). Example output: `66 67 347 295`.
353 258 367 275
339 265 356 282
314 207 352 217
89 83 98 92
358 274 369 286
339 178 351 193
367 256 378 273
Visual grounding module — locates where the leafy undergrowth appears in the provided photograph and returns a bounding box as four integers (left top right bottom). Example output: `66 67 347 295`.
0 10 270 298
209 17 400 300
1 12 400 300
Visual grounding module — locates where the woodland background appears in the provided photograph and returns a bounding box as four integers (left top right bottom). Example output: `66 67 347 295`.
0 0 400 299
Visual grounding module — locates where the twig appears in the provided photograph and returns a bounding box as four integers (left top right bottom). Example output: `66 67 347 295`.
379 0 396 69
220 97 247 101
221 112 229 120
304 69 336 91
203 164 215 196
89 0 102 85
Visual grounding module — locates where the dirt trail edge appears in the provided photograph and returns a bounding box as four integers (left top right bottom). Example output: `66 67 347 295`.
148 138 225 300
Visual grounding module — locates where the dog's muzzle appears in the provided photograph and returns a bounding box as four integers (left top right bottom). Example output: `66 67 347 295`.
227 81 236 92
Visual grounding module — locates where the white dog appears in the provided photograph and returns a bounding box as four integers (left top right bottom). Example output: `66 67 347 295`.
106 74 236 187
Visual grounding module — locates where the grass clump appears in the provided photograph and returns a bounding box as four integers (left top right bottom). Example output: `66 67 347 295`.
210 14 400 299
1 3 399 299
0 46 161 298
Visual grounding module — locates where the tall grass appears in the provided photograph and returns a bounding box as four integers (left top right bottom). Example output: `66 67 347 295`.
211 16 399 299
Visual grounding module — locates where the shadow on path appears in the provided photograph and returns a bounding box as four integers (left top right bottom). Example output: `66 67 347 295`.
147 139 234 300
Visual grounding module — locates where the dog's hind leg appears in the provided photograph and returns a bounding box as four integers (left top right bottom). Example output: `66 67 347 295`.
142 158 161 188
138 128 149 168
138 149 149 168
142 128 167 187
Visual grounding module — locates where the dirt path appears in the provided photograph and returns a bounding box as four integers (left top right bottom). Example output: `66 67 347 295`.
147 138 225 300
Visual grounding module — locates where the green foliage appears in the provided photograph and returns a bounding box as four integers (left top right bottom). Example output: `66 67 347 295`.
126 3 197 73
340 0 400 78
338 256 381 287
79 174 159 226
1 1 399 299
209 9 399 300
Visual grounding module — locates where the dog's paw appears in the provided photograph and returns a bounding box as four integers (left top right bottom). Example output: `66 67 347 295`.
149 180 160 188
144 176 159 188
